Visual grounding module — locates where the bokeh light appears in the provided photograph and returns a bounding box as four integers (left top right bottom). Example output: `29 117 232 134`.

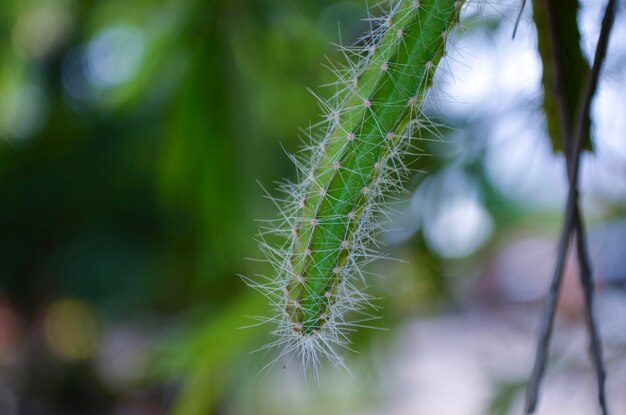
44 299 100 361
86 25 144 88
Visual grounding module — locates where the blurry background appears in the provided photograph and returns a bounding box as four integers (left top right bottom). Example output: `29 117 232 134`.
0 0 625 414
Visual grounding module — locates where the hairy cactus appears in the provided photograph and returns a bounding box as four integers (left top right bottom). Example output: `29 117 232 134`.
248 0 464 372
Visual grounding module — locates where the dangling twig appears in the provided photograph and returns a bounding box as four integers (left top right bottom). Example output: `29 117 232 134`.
525 0 617 413
574 207 608 413
512 0 528 39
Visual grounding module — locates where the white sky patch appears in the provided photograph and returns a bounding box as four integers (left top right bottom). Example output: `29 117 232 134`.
485 112 568 207
592 82 626 162
443 33 496 116
444 4 542 115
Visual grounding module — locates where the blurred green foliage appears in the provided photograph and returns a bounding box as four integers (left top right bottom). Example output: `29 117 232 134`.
1 0 623 414
0 0 358 311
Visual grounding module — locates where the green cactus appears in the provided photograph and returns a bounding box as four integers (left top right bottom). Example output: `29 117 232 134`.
249 0 464 371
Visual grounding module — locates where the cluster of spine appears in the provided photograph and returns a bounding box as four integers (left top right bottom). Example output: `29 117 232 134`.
250 0 464 372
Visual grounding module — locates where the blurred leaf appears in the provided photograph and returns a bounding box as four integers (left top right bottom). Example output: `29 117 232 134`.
153 291 269 415
532 0 591 152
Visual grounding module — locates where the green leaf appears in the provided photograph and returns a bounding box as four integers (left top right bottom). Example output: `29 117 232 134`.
532 0 591 152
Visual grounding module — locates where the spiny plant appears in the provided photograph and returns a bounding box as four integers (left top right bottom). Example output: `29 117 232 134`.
246 0 465 373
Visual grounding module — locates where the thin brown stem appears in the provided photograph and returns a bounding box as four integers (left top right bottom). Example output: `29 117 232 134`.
574 207 608 414
525 0 617 412
525 192 575 413
512 0 528 39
